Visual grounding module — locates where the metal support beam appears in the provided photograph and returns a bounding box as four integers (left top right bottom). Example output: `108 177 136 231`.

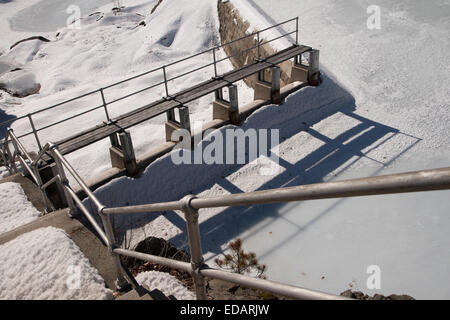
181 195 207 300
49 145 77 217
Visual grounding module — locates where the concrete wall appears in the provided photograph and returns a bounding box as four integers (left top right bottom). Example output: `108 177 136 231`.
217 0 293 88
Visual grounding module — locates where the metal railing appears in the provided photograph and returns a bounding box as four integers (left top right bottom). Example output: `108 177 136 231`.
2 129 55 212
4 126 450 299
38 141 450 299
0 17 299 151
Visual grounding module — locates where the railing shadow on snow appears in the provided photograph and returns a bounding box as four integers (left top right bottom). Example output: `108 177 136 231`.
82 70 421 254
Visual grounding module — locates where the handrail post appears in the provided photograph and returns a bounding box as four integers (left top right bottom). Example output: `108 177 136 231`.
49 144 76 217
3 137 17 173
99 207 135 291
162 66 169 97
99 88 111 122
257 31 261 60
27 114 42 151
295 17 299 45
181 195 207 300
212 47 218 78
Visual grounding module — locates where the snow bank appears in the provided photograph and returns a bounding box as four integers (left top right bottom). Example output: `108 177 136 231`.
0 69 41 97
136 271 195 300
0 226 113 300
0 182 41 234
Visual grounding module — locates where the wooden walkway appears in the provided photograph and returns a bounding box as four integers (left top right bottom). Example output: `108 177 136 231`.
54 45 311 156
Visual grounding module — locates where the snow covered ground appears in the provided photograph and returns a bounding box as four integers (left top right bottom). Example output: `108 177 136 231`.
1 0 449 300
0 0 253 184
0 226 112 299
0 181 41 233
81 0 449 299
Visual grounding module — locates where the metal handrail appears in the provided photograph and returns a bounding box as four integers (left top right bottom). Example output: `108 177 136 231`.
4 130 55 211
113 248 345 300
100 166 450 300
0 17 299 150
101 167 450 215
5 126 449 299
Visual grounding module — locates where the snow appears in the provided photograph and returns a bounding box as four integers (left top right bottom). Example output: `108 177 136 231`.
81 0 450 300
0 182 41 234
0 226 113 299
0 0 253 185
0 69 41 97
136 271 195 300
1 0 449 300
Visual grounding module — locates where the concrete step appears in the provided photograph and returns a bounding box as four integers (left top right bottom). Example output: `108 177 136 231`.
0 208 120 290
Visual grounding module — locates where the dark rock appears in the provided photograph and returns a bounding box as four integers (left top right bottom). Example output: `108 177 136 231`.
10 36 50 50
340 289 415 300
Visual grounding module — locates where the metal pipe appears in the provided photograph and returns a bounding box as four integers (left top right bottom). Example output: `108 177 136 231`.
2 17 299 138
191 167 450 209
98 206 131 290
64 184 109 246
212 47 218 78
29 103 105 134
52 147 104 211
102 200 183 215
257 31 261 60
41 174 60 190
200 268 348 300
31 143 50 167
50 146 76 216
102 167 450 216
163 65 169 97
182 195 207 300
9 130 33 163
99 89 111 122
27 114 42 151
113 248 192 273
111 251 346 300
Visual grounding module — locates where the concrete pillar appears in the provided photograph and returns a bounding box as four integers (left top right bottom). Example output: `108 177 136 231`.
166 109 176 122
290 53 309 83
109 130 138 177
290 49 320 86
165 120 182 142
254 66 282 104
213 85 240 125
178 106 191 134
119 131 138 177
271 66 282 104
165 106 191 143
308 49 320 86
